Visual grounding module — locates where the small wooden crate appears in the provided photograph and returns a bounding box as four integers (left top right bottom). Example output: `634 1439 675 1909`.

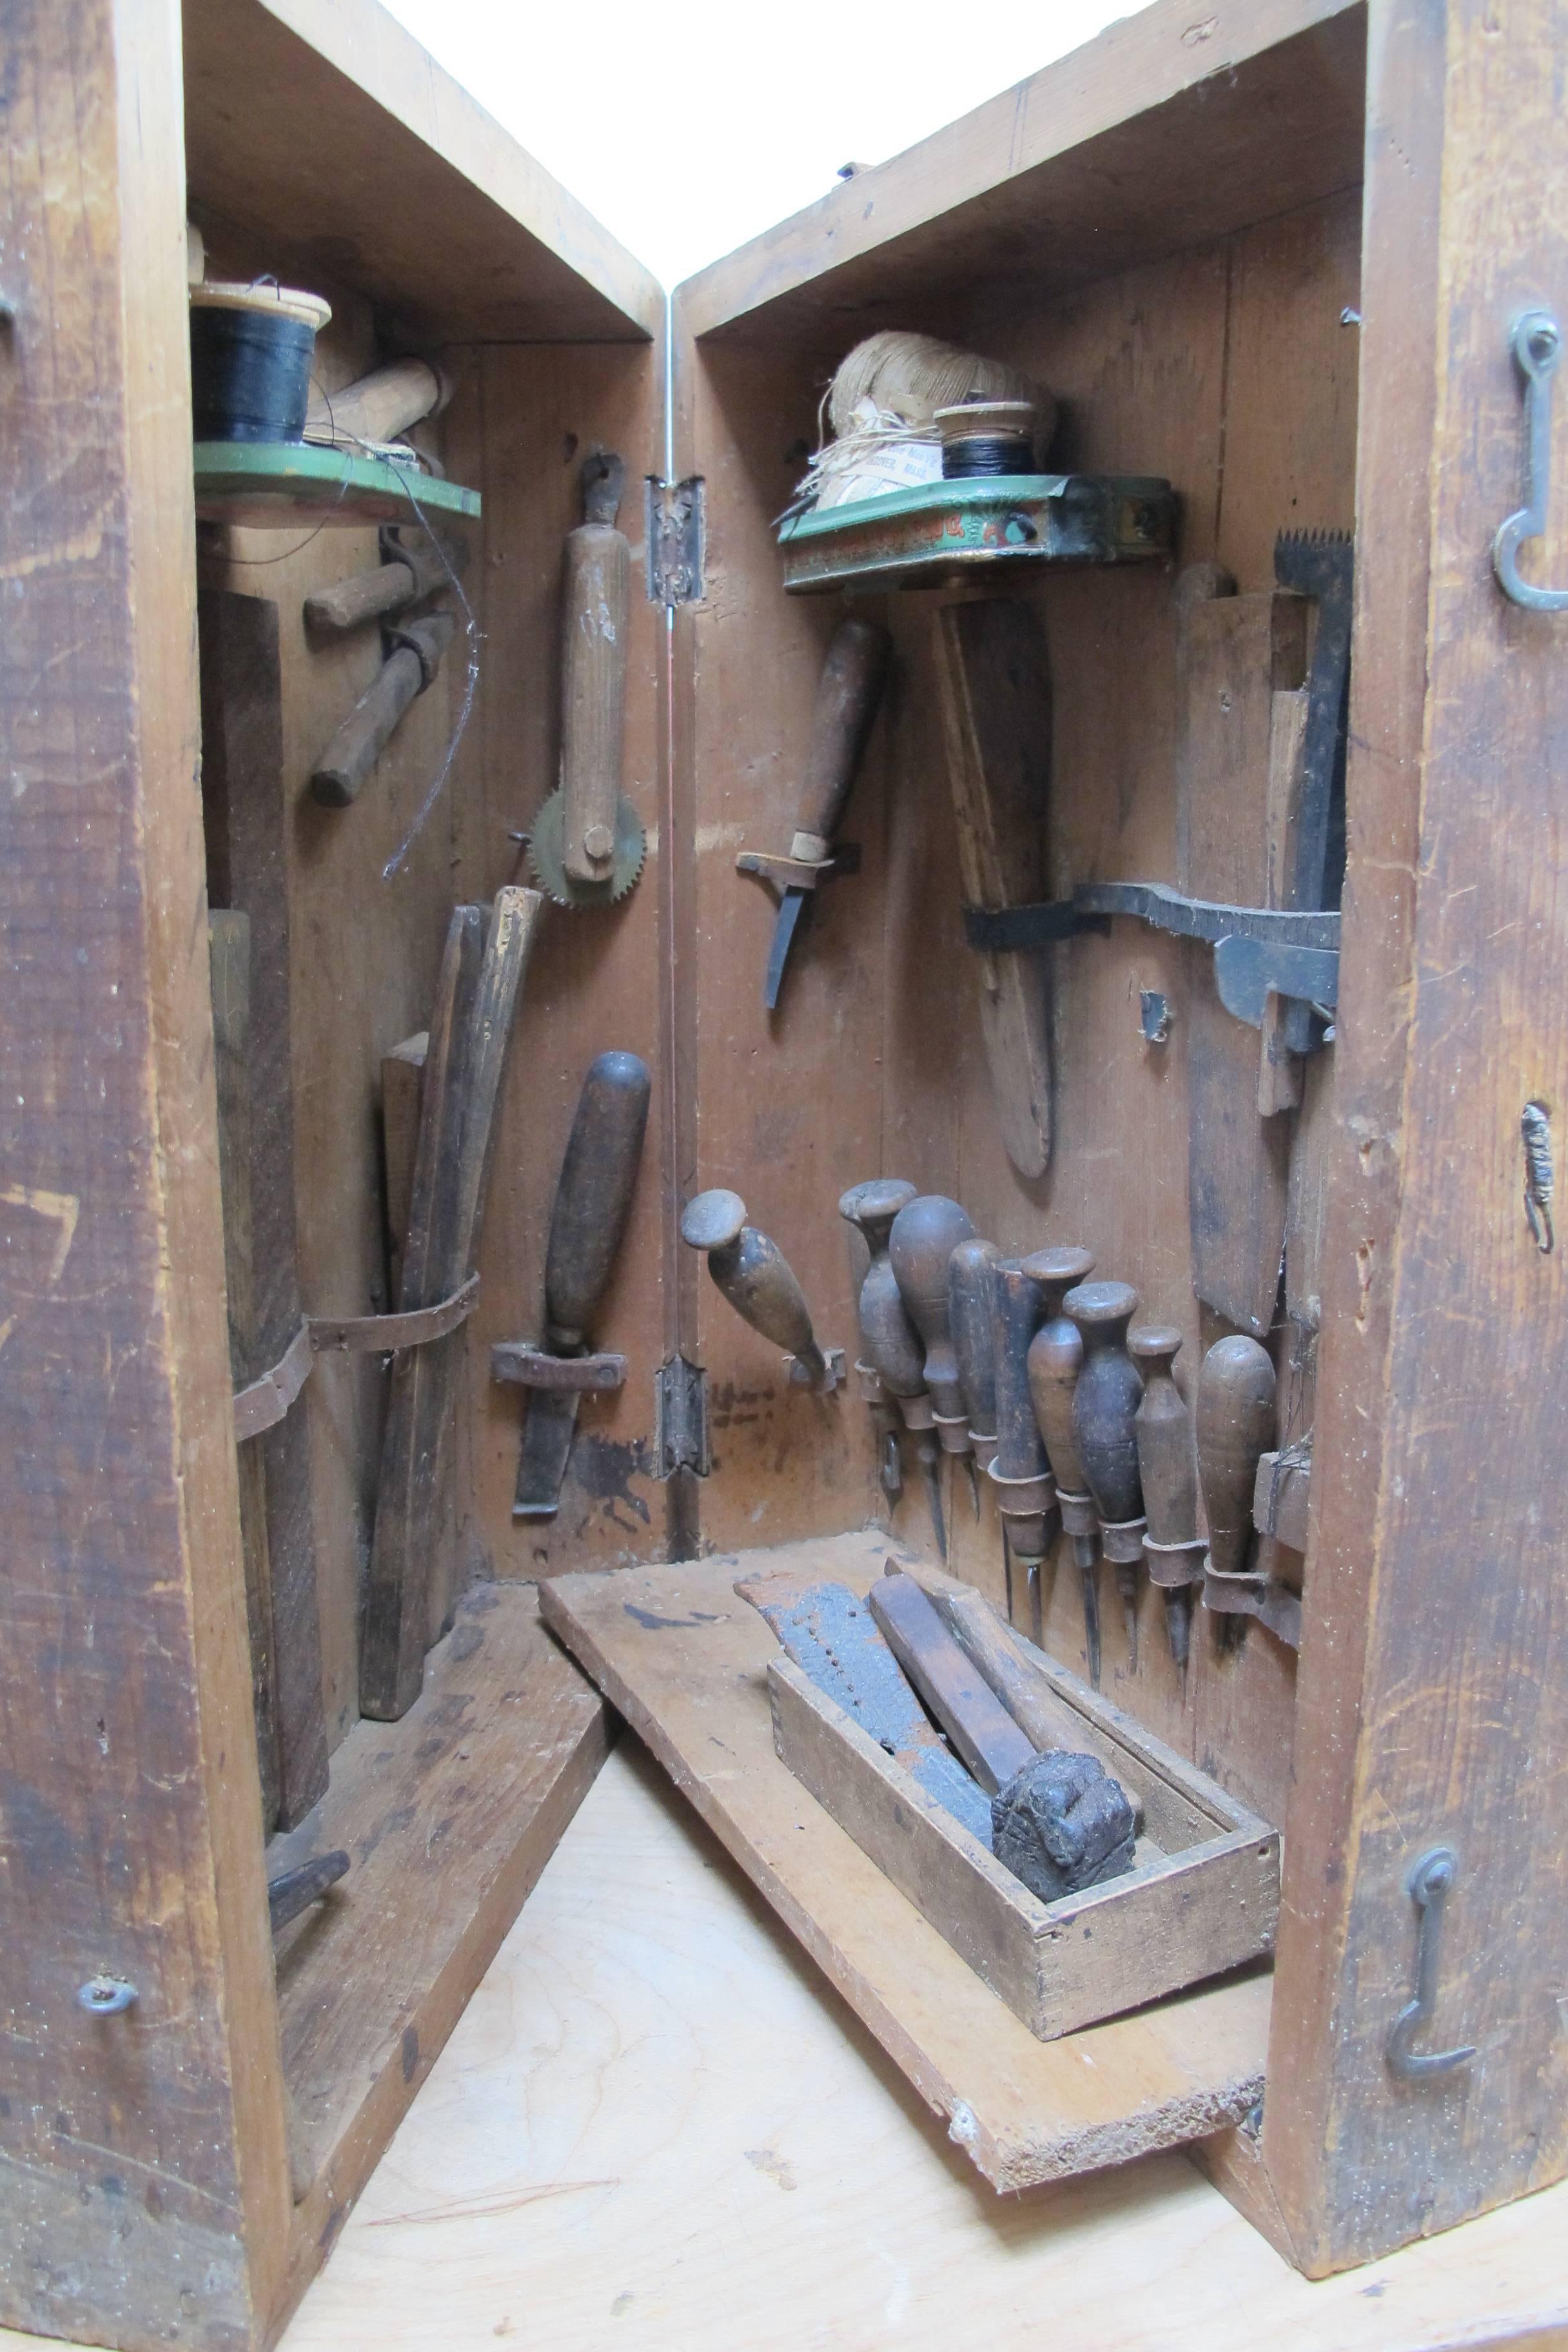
769 1652 1279 2042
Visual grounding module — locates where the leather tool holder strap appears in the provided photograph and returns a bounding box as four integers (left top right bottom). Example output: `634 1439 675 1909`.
231 1273 482 1444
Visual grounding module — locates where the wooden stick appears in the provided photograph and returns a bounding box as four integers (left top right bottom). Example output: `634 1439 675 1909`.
208 910 282 1827
360 888 543 1717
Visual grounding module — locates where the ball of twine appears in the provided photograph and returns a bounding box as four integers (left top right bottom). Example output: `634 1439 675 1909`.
827 330 1056 450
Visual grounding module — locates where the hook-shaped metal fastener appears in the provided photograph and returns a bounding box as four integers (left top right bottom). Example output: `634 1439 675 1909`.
1385 1846 1477 2082
1494 311 1568 611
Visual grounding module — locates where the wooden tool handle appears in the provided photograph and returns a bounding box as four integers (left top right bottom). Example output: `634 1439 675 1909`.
310 611 455 807
991 1259 1050 1483
304 355 447 447
304 533 467 638
792 616 892 858
543 1051 651 1348
839 1179 916 1349
1022 1248 1095 1489
681 1191 823 1375
948 1239 1001 1436
561 460 631 886
858 1262 926 1400
1131 1326 1198 1548
888 1195 974 1421
1196 1335 1277 1576
1067 1282 1144 1525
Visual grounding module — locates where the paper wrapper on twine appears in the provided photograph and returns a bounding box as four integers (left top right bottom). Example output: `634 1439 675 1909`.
793 331 1057 514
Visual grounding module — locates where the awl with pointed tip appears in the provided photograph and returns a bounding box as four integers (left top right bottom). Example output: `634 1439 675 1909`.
512 1051 651 1517
743 616 890 1011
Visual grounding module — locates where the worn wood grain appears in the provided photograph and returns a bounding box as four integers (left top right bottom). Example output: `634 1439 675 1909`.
210 911 283 1825
1262 0 1568 2276
0 1 293 2340
272 1582 608 2318
200 587 329 1825
540 1534 1273 2191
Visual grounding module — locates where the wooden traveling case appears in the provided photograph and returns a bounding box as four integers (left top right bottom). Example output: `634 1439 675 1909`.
3 0 1566 2344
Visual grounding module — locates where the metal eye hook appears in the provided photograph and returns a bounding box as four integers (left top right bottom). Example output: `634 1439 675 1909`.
1385 1847 1478 2082
1494 310 1568 612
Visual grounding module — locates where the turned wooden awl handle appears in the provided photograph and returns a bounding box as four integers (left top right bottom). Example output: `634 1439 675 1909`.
562 453 629 885
681 1189 827 1388
790 615 892 861
948 1239 1001 1445
839 1179 917 1363
543 1052 651 1351
1066 1281 1144 1525
1196 1335 1277 1576
1023 1248 1096 1491
311 611 454 807
888 1194 975 1434
990 1259 1051 1485
1130 1326 1197 1547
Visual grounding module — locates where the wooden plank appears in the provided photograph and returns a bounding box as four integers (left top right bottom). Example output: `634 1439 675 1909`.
210 910 283 1826
678 0 1364 342
200 588 330 1827
540 1535 1272 2191
380 1031 426 1299
770 1657 1278 2044
0 0 293 2341
1262 0 1568 2276
270 1582 609 2322
262 1741 1568 2352
182 0 661 340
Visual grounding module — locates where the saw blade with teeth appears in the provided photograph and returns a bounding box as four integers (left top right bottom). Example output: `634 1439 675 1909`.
524 789 645 909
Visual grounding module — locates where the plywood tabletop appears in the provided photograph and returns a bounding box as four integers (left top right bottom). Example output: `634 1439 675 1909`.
4 1739 1562 2352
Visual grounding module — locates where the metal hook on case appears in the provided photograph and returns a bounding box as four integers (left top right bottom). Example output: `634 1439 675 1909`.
1494 310 1568 611
1385 1846 1477 2082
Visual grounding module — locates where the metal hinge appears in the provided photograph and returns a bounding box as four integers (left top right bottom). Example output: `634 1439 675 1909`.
654 1353 710 1477
645 475 706 605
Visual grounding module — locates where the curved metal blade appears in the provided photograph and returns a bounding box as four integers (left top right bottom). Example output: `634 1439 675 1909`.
764 887 809 1010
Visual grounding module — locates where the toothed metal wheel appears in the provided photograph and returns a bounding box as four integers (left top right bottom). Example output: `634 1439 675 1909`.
524 789 645 908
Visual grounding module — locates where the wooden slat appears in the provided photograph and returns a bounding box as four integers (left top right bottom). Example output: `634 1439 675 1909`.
677 0 1364 341
541 1534 1271 2191
272 1582 609 2327
1260 0 1568 2276
200 589 330 1827
0 1 293 2340
182 0 661 341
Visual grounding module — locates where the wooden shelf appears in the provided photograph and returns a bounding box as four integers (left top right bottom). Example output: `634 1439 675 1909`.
268 1581 609 2315
541 1533 1273 2195
779 473 1175 593
193 439 482 530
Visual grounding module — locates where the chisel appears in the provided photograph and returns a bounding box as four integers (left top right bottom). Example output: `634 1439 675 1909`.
751 616 891 1010
513 1051 651 1517
1023 1248 1100 1683
888 1195 980 1515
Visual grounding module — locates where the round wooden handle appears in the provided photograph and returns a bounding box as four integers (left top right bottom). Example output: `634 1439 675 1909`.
682 1191 820 1369
888 1195 974 1420
1130 1325 1197 1549
794 615 892 847
858 1258 926 1398
948 1239 1001 1434
560 522 630 882
1021 1248 1095 1491
1196 1335 1276 1577
543 1052 651 1346
1067 1282 1143 1525
991 1259 1050 1483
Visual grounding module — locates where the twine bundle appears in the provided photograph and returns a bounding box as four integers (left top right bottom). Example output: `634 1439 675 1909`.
789 331 1056 516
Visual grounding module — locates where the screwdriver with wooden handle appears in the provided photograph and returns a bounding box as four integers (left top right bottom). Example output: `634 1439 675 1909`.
1197 1334 1277 1645
888 1195 979 1515
745 616 891 1010
681 1190 838 1391
845 1181 946 1559
513 1051 651 1517
1023 1248 1101 1683
1131 1326 1204 1680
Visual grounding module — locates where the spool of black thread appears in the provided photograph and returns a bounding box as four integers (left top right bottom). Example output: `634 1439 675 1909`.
190 284 329 444
934 397 1037 481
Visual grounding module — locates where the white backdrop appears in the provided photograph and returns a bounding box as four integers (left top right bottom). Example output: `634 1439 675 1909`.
381 0 1129 290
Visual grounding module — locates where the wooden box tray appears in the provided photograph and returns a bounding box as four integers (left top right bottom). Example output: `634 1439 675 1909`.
769 1640 1279 2043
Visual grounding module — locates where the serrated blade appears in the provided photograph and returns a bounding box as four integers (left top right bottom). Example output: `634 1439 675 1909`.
763 886 810 1010
513 1387 582 1518
525 789 645 909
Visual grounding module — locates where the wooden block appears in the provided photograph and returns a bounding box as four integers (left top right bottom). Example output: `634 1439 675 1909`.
867 1567 1035 1794
1259 685 1310 1115
540 1535 1275 2193
1254 1449 1311 1555
199 585 329 1827
770 1654 1278 2043
380 1030 426 1291
208 909 282 1827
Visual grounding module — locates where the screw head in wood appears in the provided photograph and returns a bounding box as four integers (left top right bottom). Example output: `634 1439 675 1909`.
77 1975 137 2015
